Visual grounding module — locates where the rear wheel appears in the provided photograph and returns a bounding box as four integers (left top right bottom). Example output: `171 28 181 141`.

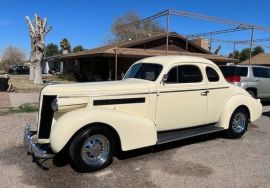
226 107 248 138
68 126 115 172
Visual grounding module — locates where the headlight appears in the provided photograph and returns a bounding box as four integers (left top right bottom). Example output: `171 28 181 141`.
51 98 58 112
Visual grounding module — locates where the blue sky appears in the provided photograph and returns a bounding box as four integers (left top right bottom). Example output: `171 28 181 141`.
1 0 270 57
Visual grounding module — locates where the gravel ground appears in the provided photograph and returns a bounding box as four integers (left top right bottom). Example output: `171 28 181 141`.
8 93 39 107
0 104 270 188
0 92 10 108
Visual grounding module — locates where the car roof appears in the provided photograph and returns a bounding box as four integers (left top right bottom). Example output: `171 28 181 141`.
220 64 270 69
237 65 270 68
138 55 217 68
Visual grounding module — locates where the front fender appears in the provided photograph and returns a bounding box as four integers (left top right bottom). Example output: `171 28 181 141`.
218 94 262 129
50 108 157 153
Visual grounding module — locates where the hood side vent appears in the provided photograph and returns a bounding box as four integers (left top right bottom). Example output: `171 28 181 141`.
38 95 56 139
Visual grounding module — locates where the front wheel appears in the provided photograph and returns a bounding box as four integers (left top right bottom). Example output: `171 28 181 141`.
225 107 248 138
68 126 115 172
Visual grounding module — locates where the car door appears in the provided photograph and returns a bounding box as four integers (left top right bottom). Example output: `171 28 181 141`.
252 67 270 98
204 65 231 124
155 64 208 132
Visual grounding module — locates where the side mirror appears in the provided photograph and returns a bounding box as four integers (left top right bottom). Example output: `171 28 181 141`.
161 74 168 84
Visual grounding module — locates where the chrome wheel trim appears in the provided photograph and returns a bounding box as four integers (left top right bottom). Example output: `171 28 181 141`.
81 134 110 166
232 112 246 133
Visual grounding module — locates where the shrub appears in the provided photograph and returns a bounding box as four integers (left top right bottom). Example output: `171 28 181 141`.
57 73 76 81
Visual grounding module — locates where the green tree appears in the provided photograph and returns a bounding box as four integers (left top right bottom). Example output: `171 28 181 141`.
111 11 164 42
239 48 251 62
236 46 265 62
252 46 264 56
229 50 240 60
60 38 71 53
73 45 85 53
45 43 59 57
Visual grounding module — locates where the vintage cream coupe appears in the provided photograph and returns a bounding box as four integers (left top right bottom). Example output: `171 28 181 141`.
24 56 262 172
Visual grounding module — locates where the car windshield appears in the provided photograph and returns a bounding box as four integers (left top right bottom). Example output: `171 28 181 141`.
124 63 163 81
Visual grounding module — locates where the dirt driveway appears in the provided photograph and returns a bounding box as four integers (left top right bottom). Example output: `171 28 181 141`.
0 105 270 188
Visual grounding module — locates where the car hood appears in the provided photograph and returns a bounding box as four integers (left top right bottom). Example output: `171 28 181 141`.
41 79 152 97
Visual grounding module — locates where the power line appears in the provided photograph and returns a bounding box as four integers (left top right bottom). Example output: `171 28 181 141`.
169 9 270 32
116 9 270 32
186 26 253 39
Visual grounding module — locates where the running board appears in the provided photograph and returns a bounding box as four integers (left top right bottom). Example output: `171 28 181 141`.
157 124 224 145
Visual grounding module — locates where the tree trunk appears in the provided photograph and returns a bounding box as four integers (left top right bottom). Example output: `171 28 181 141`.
29 64 35 80
26 15 51 84
34 62 43 84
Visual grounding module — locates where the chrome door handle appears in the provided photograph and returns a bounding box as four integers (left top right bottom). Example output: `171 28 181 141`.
201 91 209 96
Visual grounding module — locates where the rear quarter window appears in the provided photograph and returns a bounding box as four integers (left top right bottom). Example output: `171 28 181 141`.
206 67 220 82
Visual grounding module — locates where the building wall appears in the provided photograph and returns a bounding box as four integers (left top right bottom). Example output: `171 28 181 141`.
191 38 210 51
62 56 140 82
63 59 80 75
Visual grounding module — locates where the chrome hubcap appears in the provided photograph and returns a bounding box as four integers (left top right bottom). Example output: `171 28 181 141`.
232 112 246 133
81 135 110 166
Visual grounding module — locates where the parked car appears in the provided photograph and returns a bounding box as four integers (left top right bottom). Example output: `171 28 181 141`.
219 65 270 99
8 65 29 75
24 56 262 172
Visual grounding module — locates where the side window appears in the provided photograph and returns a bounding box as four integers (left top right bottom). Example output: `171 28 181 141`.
178 65 202 83
206 67 219 82
267 69 270 78
252 67 268 78
166 67 177 83
165 65 202 84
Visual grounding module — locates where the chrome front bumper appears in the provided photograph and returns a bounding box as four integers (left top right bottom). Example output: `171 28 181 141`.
24 125 54 159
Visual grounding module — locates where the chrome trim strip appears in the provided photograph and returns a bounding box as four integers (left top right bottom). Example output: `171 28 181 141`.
159 87 229 94
57 87 229 98
58 92 156 98
59 103 88 107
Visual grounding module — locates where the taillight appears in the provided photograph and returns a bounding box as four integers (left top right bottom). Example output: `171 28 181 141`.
226 76 241 82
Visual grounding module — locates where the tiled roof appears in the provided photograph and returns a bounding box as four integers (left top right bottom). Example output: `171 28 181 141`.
239 53 270 65
44 32 231 63
58 47 231 63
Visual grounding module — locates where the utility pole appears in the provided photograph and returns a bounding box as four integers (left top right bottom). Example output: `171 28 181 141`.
209 34 213 52
233 42 236 64
114 49 118 80
249 27 254 65
166 11 170 55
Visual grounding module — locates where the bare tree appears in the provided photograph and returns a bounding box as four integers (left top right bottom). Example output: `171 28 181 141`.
25 14 52 84
0 46 26 71
111 12 164 42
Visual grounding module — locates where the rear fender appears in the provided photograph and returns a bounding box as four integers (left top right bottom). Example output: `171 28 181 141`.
218 94 262 129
